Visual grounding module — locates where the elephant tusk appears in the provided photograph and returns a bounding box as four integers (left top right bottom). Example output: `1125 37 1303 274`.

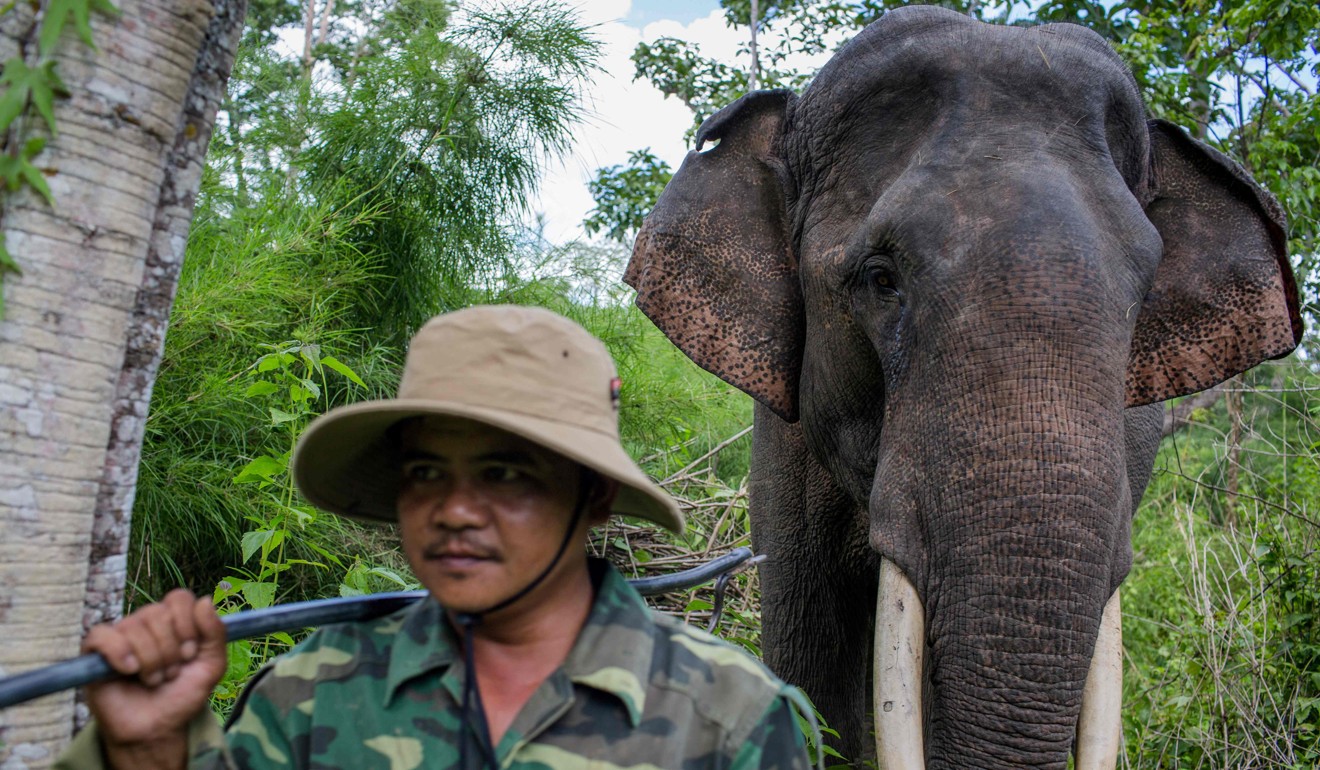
874 557 926 769
1075 589 1122 770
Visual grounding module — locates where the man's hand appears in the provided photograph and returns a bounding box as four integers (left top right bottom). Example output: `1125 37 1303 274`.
82 588 228 769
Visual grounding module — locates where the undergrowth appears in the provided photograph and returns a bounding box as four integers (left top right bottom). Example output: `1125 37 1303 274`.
1123 361 1320 768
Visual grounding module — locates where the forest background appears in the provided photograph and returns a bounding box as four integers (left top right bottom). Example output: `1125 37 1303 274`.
121 0 1318 766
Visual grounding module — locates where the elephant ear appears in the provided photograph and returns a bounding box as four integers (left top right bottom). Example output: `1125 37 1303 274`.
625 89 804 421
1126 119 1303 407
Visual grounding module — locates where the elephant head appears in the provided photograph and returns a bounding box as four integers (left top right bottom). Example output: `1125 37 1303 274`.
625 7 1301 769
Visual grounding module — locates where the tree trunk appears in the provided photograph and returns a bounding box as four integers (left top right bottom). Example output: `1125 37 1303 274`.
748 0 759 91
0 0 244 761
303 0 316 73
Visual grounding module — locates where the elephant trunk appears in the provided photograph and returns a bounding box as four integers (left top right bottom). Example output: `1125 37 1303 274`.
874 559 1124 770
869 310 1134 768
924 538 1110 768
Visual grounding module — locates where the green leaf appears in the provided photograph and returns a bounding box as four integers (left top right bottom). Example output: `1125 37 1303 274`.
283 503 314 528
256 562 290 581
241 529 275 563
320 355 366 387
245 380 279 397
233 454 286 484
0 236 20 278
225 639 253 679
213 577 245 602
269 407 299 425
366 567 409 587
256 354 282 373
39 0 120 55
283 558 327 570
28 64 65 135
298 343 321 370
0 133 53 205
242 580 276 609
0 58 31 131
340 562 369 597
270 632 296 647
0 59 68 134
298 378 321 399
19 155 53 206
0 153 26 190
0 239 13 314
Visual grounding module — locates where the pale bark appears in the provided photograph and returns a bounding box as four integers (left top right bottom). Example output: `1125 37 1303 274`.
748 0 758 91
0 0 243 762
79 0 246 730
316 0 335 50
303 0 316 71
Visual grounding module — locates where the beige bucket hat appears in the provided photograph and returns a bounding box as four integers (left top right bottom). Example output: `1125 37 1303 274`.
291 305 683 533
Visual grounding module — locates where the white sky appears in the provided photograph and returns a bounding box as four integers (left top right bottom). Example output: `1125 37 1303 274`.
527 0 750 244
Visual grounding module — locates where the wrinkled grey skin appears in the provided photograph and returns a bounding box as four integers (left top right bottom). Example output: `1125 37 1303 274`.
626 7 1301 769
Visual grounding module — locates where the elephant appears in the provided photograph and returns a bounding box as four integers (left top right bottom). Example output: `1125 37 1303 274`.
623 6 1302 770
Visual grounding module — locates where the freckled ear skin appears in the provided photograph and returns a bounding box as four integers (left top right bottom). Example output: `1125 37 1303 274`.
625 89 804 422
1126 119 1304 407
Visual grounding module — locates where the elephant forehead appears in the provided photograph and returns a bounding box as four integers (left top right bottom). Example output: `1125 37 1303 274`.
790 13 1145 170
808 6 1131 100
803 45 1126 136
786 23 1149 245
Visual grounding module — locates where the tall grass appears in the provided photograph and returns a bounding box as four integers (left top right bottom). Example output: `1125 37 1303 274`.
1123 361 1320 768
130 0 604 606
130 179 401 603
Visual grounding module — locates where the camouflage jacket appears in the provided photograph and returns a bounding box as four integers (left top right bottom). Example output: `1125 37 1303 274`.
59 560 810 769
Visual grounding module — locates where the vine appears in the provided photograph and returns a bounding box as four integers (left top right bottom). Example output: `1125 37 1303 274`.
0 0 118 316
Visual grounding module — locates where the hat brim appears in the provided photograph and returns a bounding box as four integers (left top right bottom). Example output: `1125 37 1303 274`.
291 399 684 534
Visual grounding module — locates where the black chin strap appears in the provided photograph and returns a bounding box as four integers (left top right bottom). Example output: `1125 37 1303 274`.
454 643 498 770
454 467 593 770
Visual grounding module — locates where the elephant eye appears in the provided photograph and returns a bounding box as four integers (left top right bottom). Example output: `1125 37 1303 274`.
862 262 900 296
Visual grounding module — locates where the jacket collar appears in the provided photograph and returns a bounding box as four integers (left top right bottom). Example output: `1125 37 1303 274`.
384 595 457 704
382 559 654 726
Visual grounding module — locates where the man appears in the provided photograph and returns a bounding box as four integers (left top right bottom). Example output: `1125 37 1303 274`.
60 305 812 769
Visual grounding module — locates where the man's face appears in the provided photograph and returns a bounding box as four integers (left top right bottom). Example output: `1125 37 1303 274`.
395 416 601 615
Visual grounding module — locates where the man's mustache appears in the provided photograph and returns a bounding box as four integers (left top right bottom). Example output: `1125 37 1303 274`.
421 537 500 560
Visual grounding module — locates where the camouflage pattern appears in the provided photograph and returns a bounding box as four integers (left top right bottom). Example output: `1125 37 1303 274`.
58 560 809 769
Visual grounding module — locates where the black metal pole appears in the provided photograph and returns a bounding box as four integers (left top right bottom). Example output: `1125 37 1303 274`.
0 547 753 710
